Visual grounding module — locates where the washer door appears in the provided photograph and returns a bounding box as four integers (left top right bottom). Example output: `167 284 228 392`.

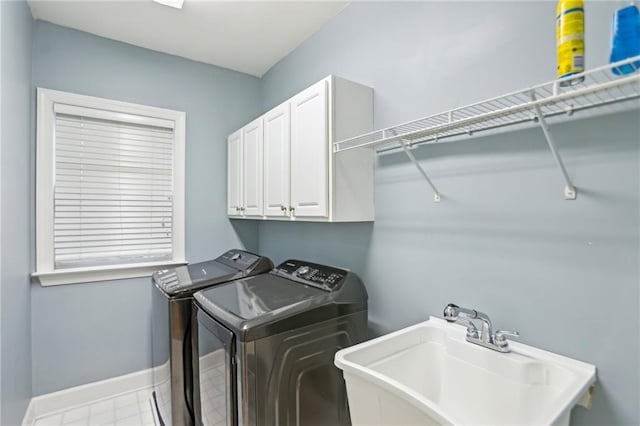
194 307 237 426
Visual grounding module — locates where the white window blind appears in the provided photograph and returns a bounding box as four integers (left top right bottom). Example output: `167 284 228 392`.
53 110 176 269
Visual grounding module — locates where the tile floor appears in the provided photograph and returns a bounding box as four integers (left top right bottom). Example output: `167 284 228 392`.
33 388 155 426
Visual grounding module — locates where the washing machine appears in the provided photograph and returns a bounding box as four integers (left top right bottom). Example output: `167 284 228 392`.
151 249 273 426
192 259 368 426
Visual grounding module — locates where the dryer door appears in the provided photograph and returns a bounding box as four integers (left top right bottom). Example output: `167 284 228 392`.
194 307 237 426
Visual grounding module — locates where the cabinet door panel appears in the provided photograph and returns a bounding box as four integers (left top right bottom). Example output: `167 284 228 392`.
227 130 243 216
264 104 291 217
290 80 328 218
242 118 264 217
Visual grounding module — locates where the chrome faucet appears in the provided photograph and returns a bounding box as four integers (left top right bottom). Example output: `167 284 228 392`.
443 303 519 353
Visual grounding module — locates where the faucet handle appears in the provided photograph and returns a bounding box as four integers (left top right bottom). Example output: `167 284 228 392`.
454 318 479 339
465 325 479 339
494 330 519 348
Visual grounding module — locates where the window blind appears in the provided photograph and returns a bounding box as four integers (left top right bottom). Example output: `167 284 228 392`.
53 112 175 269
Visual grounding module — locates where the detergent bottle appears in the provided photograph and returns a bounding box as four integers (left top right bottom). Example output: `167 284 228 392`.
557 0 585 85
610 1 640 75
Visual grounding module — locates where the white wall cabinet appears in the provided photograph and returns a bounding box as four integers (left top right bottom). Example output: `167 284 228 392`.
228 75 374 222
226 118 264 218
264 103 291 218
227 129 243 216
242 117 264 217
290 79 329 218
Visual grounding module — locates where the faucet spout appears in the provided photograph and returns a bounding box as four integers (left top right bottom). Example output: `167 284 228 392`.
443 304 481 339
444 303 478 321
443 303 493 341
442 303 516 352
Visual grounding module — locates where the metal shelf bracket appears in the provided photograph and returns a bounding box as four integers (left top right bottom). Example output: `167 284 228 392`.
531 93 577 200
400 139 441 202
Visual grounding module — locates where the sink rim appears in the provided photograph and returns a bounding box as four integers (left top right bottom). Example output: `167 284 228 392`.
335 316 597 425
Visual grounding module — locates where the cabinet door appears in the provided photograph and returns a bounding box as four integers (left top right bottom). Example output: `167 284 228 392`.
227 130 243 216
242 118 264 217
263 104 291 217
290 80 328 218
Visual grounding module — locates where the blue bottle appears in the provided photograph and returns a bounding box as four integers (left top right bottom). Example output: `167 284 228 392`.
610 3 640 75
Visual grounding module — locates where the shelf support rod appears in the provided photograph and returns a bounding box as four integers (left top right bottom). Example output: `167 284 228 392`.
531 95 577 200
399 139 441 202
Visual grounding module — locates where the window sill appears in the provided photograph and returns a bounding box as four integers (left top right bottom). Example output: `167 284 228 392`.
31 260 188 287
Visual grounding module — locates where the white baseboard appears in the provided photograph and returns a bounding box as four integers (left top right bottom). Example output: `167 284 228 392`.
22 368 153 425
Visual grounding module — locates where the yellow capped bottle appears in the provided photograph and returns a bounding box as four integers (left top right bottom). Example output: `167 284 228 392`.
557 0 585 85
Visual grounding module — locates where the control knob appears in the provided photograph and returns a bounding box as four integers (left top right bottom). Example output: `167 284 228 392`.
296 266 310 276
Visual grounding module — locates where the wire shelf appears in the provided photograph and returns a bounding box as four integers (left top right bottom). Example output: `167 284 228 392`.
334 56 640 154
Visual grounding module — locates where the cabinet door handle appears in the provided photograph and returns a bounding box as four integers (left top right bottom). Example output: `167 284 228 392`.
280 205 286 212
289 206 295 213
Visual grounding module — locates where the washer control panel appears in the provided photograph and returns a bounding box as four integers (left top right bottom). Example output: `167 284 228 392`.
272 259 347 292
216 249 261 270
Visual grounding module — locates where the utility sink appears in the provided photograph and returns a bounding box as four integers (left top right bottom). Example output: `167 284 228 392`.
335 317 596 426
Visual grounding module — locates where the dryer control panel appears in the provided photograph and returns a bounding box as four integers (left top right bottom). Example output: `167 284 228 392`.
272 259 347 292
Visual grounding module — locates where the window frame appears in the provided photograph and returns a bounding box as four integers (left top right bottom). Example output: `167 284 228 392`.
33 88 187 286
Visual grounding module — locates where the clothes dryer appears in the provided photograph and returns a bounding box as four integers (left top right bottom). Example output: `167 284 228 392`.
151 249 273 426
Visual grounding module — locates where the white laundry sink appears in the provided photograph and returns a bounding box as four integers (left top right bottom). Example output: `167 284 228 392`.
335 317 596 426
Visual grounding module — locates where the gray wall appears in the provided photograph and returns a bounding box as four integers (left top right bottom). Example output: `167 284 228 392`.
1 2 3 420
6 2 639 425
258 2 639 425
30 21 261 396
1 1 33 425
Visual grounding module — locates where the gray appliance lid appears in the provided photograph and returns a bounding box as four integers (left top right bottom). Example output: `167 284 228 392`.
197 274 327 321
152 249 273 296
186 260 237 284
194 259 368 341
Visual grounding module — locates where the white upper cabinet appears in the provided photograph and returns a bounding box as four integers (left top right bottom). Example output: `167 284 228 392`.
227 130 243 216
242 117 264 217
227 75 374 222
290 80 328 218
264 103 291 217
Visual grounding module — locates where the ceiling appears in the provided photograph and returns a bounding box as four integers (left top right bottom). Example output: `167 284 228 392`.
27 0 348 77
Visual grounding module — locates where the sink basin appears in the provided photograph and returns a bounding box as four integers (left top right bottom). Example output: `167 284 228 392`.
335 317 596 426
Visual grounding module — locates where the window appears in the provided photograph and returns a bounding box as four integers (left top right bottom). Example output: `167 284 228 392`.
34 89 186 286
